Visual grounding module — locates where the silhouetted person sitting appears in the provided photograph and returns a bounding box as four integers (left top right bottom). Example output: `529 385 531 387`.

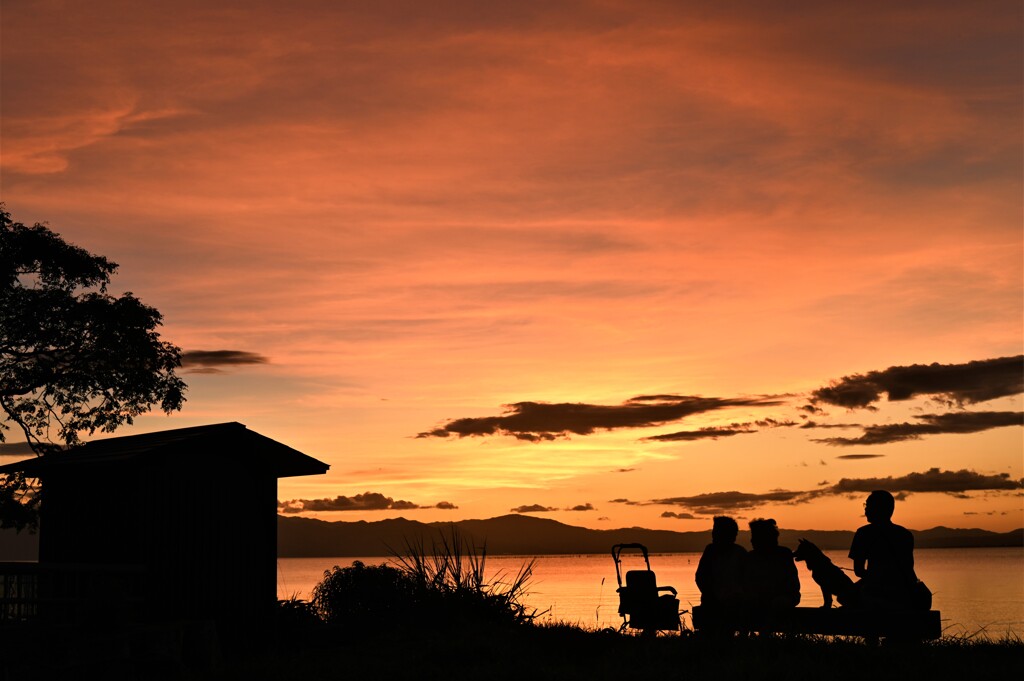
850 490 920 610
744 518 800 611
695 516 747 609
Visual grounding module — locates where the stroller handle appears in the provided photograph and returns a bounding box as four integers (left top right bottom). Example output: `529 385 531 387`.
611 543 650 565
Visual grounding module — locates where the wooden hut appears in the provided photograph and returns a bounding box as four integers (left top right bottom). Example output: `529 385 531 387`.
0 422 328 643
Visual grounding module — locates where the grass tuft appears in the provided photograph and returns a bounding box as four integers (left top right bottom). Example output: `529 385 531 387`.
388 524 545 628
302 524 542 636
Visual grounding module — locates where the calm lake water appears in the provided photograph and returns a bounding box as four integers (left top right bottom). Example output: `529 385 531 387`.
277 547 1024 638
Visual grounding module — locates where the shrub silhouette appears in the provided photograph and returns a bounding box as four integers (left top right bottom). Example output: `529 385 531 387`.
312 561 420 628
310 527 541 632
273 596 326 647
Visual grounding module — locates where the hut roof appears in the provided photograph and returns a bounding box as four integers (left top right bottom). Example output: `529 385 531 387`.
0 422 329 478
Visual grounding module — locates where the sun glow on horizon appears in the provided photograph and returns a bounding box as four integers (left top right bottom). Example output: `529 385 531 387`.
2 0 1020 533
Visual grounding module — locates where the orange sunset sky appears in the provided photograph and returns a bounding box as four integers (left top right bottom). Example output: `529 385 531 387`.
2 0 1022 533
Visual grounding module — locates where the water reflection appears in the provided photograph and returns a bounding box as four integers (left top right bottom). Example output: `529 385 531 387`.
278 547 1024 637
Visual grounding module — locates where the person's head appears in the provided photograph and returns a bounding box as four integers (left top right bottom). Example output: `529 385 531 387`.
711 516 739 544
749 518 779 550
864 490 895 523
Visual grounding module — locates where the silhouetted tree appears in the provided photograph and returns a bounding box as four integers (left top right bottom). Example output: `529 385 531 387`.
0 206 186 530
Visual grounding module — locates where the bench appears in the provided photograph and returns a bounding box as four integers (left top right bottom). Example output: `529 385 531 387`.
691 605 942 640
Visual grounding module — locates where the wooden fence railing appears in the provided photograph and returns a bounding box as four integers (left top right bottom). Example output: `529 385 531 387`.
0 562 144 625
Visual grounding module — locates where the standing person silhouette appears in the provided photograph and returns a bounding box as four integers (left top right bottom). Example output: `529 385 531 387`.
744 518 800 610
849 490 918 609
695 516 747 609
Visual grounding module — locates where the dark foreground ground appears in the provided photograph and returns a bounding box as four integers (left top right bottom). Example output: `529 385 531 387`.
216 624 1021 681
5 620 1021 680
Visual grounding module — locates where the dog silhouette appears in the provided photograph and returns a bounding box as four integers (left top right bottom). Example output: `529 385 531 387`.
793 538 856 608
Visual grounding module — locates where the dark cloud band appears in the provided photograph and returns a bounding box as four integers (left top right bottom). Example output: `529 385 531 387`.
811 355 1023 409
510 504 557 513
829 468 1022 495
643 468 1023 513
278 491 457 513
661 511 698 520
417 395 783 440
815 410 1022 446
416 356 1021 445
649 489 810 515
181 349 269 374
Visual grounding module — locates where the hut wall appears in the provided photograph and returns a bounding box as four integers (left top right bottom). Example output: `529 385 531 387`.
38 447 279 636
39 465 143 565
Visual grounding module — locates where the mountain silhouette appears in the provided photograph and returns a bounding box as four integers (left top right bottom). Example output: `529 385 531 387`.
4 515 1019 561
275 514 1024 558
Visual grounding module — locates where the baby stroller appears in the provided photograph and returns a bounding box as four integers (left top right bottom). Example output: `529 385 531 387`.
612 543 681 634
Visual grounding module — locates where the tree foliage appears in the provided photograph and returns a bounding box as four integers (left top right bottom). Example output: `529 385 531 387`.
0 206 186 529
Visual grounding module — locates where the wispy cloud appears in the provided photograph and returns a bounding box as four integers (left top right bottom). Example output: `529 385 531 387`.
814 411 1023 446
811 356 1024 410
799 421 862 430
645 418 796 442
644 425 756 442
566 503 596 511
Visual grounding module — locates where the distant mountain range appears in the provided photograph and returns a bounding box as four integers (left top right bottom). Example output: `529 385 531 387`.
275 514 1024 558
1 515 1019 561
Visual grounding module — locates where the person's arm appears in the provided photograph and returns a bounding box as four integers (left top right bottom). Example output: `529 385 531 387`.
785 549 801 605
903 527 917 581
849 528 867 578
695 547 711 592
907 529 915 570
